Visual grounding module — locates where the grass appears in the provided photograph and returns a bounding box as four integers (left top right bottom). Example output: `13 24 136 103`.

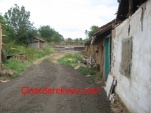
90 73 102 81
3 44 55 78
5 44 55 62
58 52 102 82
79 66 103 82
4 59 31 78
57 53 82 67
79 66 96 75
42 58 51 62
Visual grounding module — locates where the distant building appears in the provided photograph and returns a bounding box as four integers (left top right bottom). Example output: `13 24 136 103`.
28 36 45 49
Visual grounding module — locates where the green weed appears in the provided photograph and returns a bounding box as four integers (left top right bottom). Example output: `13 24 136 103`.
3 44 55 78
91 74 102 81
58 53 82 67
4 59 31 78
79 66 96 75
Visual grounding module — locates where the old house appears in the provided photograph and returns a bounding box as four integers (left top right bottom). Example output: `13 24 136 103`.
92 20 114 80
28 36 45 50
84 39 92 56
106 0 151 113
84 20 114 80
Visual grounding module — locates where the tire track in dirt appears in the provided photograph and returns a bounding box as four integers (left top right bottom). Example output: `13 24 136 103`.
0 51 111 113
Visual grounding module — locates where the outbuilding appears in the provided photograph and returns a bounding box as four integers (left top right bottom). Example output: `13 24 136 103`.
28 36 45 50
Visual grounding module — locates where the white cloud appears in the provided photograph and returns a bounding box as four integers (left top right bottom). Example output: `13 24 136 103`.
0 0 119 39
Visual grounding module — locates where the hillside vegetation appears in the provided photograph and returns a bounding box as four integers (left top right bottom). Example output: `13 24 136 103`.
3 44 54 78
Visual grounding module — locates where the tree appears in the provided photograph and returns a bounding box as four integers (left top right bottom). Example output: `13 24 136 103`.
85 30 88 38
85 25 99 38
0 15 8 36
66 38 73 43
39 25 63 43
4 4 36 44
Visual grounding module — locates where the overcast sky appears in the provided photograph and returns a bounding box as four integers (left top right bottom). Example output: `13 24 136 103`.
0 0 119 39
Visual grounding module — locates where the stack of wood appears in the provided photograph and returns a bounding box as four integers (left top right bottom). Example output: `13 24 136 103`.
11 54 27 61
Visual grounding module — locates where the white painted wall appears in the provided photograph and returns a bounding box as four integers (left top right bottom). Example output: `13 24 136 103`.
111 1 151 113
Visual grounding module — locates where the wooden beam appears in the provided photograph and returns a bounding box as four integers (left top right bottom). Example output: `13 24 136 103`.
129 0 133 16
0 24 2 71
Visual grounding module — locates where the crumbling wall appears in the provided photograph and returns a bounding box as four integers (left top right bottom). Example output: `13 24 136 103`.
111 1 151 113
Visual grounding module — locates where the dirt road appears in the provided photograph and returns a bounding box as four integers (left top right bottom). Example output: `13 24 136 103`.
0 54 111 113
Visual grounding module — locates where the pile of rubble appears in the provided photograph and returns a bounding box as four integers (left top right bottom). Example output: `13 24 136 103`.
0 68 15 77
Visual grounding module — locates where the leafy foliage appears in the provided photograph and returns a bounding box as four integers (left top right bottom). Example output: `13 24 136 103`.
3 45 55 77
39 25 64 43
64 38 88 45
0 15 11 39
4 4 37 44
4 59 30 77
85 25 99 38
79 66 96 75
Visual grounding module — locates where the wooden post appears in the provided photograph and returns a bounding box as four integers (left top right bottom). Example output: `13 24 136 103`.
0 24 2 71
129 0 133 16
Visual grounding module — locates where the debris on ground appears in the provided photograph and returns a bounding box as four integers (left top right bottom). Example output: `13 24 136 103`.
8 53 27 61
104 74 130 113
105 74 117 102
13 54 27 61
86 75 91 77
74 64 82 69
94 79 102 84
83 55 96 67
81 55 131 113
111 94 131 113
0 69 15 77
0 79 10 83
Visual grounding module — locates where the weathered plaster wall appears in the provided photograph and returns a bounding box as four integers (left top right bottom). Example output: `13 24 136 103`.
94 41 104 76
111 1 151 113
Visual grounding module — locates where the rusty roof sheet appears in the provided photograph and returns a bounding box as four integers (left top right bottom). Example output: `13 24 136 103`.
93 20 115 36
91 20 115 44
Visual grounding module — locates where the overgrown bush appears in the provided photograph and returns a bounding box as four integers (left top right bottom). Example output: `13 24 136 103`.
3 44 55 77
4 44 54 62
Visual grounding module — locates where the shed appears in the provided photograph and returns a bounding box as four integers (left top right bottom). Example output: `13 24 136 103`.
28 36 45 50
83 20 115 80
92 20 115 80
